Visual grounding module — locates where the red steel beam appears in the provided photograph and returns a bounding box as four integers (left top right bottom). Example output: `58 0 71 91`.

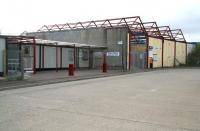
171 29 186 42
37 16 146 33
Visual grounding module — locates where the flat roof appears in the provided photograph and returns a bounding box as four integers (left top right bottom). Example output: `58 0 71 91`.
35 39 107 48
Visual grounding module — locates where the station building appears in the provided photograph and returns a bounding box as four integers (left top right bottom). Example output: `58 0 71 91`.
0 16 187 77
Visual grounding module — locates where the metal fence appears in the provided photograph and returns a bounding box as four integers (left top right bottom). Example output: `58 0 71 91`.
131 51 147 70
7 45 24 80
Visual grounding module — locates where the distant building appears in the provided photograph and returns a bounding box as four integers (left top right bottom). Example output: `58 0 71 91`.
187 42 199 54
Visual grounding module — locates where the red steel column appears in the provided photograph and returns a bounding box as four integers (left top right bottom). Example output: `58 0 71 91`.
102 53 107 73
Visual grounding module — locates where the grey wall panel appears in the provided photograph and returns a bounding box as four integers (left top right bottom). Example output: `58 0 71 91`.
62 48 74 68
44 46 56 68
57 47 61 68
78 48 89 68
93 50 103 68
28 27 129 69
28 28 107 46
106 28 128 69
22 45 33 70
0 38 6 73
36 45 40 68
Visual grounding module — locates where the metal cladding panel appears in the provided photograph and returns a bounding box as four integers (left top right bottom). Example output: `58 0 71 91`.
0 38 6 73
28 28 106 46
57 47 61 68
130 44 147 70
93 51 103 68
163 40 175 67
79 48 89 68
131 44 146 52
22 45 33 70
149 37 162 68
36 45 40 68
106 28 128 69
176 42 186 65
62 48 74 68
44 46 56 68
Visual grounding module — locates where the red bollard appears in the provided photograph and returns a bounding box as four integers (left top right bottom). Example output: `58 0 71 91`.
102 53 107 73
68 64 74 76
102 63 107 73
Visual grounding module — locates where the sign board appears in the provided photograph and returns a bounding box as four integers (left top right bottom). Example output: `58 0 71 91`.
149 50 153 57
117 41 123 45
106 52 120 56
153 54 158 61
7 50 24 80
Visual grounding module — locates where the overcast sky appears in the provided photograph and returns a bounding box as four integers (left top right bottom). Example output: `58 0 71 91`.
0 0 199 42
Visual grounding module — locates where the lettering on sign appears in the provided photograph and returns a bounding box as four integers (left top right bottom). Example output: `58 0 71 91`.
106 52 120 56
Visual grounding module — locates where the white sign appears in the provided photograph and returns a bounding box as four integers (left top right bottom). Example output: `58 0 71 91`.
149 50 153 57
106 52 120 56
117 41 123 45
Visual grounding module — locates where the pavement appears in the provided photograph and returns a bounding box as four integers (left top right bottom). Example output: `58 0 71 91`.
0 69 147 91
0 68 200 131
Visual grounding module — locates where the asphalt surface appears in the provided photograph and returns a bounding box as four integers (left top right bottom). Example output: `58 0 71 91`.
0 68 200 131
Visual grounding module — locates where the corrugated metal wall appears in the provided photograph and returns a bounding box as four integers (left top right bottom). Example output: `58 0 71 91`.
44 46 56 68
93 50 103 69
148 37 162 68
175 42 186 65
130 44 147 70
38 46 76 69
62 48 74 68
163 40 175 67
78 48 89 68
28 27 128 70
36 45 40 68
106 28 128 69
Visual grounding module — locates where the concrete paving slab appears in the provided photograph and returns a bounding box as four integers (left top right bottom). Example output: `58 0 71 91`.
0 68 200 130
0 69 143 91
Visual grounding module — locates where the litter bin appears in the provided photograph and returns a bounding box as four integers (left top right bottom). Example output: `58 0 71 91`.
102 63 107 73
68 64 74 76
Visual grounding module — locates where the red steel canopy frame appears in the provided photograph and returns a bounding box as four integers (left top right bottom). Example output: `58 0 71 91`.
141 22 187 68
6 36 36 74
36 16 187 69
171 29 186 42
37 16 186 43
142 22 162 38
37 16 148 70
158 26 175 40
142 23 186 43
37 16 147 35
